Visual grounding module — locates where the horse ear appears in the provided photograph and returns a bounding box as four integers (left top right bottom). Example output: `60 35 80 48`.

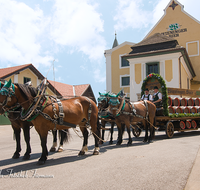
3 78 12 89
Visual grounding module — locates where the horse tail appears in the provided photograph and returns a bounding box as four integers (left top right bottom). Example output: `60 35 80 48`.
59 129 70 143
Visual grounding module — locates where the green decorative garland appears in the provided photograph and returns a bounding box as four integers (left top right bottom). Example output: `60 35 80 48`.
169 113 200 118
141 73 169 116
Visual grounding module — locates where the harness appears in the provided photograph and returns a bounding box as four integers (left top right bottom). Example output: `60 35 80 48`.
0 79 92 129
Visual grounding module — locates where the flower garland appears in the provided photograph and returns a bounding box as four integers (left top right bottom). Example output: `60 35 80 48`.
141 73 169 116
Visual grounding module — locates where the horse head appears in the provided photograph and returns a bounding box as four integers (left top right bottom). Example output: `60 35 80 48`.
108 90 125 117
97 92 109 111
0 79 17 114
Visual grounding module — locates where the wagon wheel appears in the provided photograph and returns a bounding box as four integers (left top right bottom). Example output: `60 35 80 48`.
132 125 142 138
165 121 174 138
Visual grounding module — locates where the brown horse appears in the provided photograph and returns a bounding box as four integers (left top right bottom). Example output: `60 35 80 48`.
0 80 100 165
108 93 156 144
0 80 32 160
98 92 125 144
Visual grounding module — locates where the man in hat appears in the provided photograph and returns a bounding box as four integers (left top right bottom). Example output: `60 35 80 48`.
153 86 162 107
141 88 152 101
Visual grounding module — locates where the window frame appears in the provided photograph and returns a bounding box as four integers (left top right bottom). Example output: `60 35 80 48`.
119 54 130 68
24 77 31 84
120 75 130 88
146 62 160 76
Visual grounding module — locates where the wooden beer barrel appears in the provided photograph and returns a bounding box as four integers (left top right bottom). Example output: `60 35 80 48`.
184 107 190 113
168 106 175 113
190 106 198 113
175 106 183 113
188 98 194 106
191 120 197 129
195 98 200 106
172 98 180 106
181 98 187 106
180 121 185 129
186 121 191 129
168 97 172 106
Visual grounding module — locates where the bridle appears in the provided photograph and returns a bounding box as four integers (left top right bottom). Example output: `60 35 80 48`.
0 80 19 114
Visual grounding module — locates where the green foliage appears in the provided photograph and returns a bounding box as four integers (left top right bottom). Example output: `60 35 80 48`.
169 113 200 118
141 73 169 116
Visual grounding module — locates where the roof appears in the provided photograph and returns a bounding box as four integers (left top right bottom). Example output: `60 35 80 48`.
112 33 119 48
0 64 44 80
131 33 177 48
48 80 90 98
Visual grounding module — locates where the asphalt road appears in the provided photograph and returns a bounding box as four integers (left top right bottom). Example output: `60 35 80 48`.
0 125 200 190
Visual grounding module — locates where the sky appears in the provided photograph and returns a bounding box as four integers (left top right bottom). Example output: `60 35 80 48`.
0 0 200 100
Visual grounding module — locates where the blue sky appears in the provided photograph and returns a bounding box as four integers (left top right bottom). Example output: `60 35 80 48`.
0 0 200 100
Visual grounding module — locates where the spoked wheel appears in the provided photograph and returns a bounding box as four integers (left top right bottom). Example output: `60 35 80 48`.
165 121 174 138
132 125 142 138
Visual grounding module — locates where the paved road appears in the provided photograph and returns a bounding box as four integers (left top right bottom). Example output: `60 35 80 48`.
0 125 200 190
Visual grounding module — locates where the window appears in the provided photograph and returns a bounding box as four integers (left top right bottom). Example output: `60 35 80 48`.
120 75 130 87
121 57 129 67
24 77 31 84
146 62 159 76
120 54 130 68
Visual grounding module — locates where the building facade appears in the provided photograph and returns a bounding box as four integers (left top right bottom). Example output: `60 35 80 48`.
105 0 200 101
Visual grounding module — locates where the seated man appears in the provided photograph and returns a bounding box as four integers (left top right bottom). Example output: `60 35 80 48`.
141 88 152 101
152 86 162 107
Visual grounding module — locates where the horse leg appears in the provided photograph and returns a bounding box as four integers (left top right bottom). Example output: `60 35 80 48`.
91 117 100 155
38 134 48 165
116 122 123 145
12 126 21 159
79 127 89 155
22 124 31 160
124 120 132 145
148 117 155 143
109 122 115 144
57 130 65 152
143 121 148 143
99 121 105 145
49 130 57 152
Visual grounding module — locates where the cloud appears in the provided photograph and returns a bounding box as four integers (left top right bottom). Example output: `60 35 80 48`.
50 0 106 61
0 0 54 68
114 0 152 31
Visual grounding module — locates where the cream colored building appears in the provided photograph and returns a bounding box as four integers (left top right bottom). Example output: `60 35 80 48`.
105 0 200 101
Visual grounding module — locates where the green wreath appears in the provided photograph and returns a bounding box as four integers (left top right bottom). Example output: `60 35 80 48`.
141 73 169 116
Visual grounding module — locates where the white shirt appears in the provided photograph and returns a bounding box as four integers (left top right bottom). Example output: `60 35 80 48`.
141 94 153 101
153 92 162 101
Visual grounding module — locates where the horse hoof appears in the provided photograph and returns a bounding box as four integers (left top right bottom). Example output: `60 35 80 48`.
78 151 85 156
22 155 30 160
109 141 113 145
12 153 20 159
148 140 153 143
57 147 63 152
49 147 56 152
99 141 104 145
143 139 148 143
93 150 99 155
127 142 132 146
37 160 46 165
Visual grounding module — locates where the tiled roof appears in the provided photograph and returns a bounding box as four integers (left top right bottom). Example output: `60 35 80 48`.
74 84 90 96
48 80 89 98
132 33 177 47
0 64 44 80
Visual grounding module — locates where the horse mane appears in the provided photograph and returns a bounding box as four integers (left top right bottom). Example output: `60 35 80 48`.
15 83 38 101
